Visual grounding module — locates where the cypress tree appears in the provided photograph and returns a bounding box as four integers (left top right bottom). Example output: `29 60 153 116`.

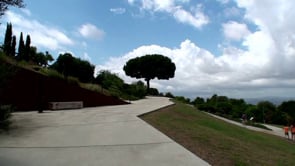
11 35 16 57
24 35 31 61
3 23 12 56
17 32 25 61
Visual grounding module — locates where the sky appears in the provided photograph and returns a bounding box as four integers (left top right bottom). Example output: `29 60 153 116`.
1 0 295 99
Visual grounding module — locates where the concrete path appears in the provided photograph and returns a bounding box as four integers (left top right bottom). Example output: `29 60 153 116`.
205 112 286 138
0 97 209 166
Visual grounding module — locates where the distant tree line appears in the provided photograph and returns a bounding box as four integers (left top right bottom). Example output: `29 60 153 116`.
189 94 295 125
94 70 161 100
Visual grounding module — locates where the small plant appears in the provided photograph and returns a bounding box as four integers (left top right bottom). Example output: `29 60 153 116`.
0 105 13 131
67 76 79 85
42 68 64 79
80 83 106 93
245 121 272 130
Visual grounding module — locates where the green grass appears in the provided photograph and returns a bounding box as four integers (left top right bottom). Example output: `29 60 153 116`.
140 101 295 166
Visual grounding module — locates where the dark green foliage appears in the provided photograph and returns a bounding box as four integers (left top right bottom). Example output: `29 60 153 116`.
192 97 206 110
123 54 176 93
195 94 289 125
17 32 25 60
11 35 16 56
0 0 25 17
95 70 124 90
148 87 159 96
3 23 12 56
175 96 190 104
244 105 258 120
193 97 205 105
257 101 276 123
24 34 31 61
51 53 95 83
2 23 17 57
30 47 54 67
278 100 295 124
123 81 146 99
230 98 247 118
51 53 74 78
202 95 248 118
165 92 174 98
94 71 148 100
44 51 54 66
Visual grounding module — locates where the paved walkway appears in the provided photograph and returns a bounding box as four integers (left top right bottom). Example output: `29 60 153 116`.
205 112 286 138
0 97 209 166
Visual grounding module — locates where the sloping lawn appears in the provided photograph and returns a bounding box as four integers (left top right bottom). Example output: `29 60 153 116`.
140 102 295 166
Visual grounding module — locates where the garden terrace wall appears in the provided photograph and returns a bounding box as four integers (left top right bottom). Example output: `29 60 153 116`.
0 62 128 111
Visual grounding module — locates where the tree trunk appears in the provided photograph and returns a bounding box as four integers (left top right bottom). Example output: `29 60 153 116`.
146 78 150 95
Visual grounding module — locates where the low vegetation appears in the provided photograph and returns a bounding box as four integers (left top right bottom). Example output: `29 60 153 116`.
141 101 295 166
190 94 293 126
0 105 13 131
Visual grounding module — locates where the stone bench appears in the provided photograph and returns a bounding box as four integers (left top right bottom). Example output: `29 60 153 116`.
48 101 83 110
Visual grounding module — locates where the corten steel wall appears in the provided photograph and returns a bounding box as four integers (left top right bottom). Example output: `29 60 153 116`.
0 62 128 111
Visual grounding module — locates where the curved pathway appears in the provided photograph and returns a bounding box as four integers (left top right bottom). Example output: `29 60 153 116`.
0 97 209 166
205 112 286 138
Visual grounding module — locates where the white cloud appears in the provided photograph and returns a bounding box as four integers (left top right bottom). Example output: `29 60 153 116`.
222 21 250 41
173 5 209 29
98 0 295 99
94 40 245 97
217 0 230 4
4 11 74 51
97 36 295 98
20 8 31 16
110 8 126 14
224 7 241 17
128 0 135 4
83 52 92 61
79 23 105 40
128 0 209 29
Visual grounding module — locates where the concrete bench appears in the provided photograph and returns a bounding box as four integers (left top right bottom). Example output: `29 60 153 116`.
48 101 83 110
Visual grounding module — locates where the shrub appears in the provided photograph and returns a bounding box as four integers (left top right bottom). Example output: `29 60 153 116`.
67 76 79 85
42 68 64 79
0 105 13 131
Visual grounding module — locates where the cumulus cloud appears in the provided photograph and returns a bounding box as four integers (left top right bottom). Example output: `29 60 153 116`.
222 21 250 41
127 0 209 29
128 0 135 4
224 6 241 17
98 1 295 98
20 8 31 16
110 8 126 14
217 0 230 4
173 4 209 29
79 23 105 40
3 11 74 51
82 52 92 61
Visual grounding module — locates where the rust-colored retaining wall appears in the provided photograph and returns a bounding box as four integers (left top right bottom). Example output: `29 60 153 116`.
0 62 128 111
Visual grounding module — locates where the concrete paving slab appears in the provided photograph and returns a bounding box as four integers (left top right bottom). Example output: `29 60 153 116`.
0 142 204 166
0 97 209 166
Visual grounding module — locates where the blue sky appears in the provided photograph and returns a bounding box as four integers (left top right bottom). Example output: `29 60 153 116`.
1 0 295 99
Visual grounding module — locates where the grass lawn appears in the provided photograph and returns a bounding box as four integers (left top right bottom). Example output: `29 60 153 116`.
140 101 295 166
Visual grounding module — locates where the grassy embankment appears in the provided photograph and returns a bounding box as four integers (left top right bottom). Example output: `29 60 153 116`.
140 101 295 166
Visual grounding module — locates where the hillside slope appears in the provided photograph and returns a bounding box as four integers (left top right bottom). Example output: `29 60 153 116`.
0 60 128 111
